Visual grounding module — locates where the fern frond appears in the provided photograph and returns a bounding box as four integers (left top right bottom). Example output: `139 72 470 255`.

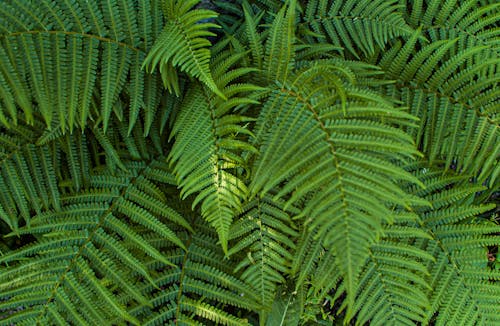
101 42 132 131
0 118 62 231
250 62 421 319
143 0 224 98
227 194 299 309
168 50 260 252
353 212 434 326
130 221 260 325
407 0 500 52
263 0 297 83
291 209 434 325
0 0 165 133
242 1 266 70
303 0 415 57
0 161 190 325
404 164 500 325
291 223 337 292
379 34 500 186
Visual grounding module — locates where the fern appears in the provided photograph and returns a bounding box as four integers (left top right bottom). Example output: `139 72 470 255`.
143 0 225 98
131 220 260 325
352 213 434 325
302 0 415 57
0 116 62 231
250 60 422 318
263 0 297 83
0 160 189 325
168 46 260 252
406 0 500 52
403 163 500 325
377 29 499 187
228 194 299 310
0 1 499 325
0 0 166 133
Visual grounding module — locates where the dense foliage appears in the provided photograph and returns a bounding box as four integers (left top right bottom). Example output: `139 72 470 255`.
0 0 498 325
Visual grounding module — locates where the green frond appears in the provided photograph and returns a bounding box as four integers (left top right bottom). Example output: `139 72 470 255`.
242 1 266 70
404 164 500 325
378 33 499 186
295 209 435 325
143 0 224 98
0 0 165 133
168 50 260 252
290 223 330 288
353 214 434 326
407 0 500 52
303 0 415 57
308 246 342 302
263 0 297 83
227 194 299 310
0 119 62 231
130 222 259 325
0 162 190 325
250 62 420 319
101 42 132 131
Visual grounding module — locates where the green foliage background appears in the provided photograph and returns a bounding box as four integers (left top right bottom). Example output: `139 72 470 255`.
0 0 498 325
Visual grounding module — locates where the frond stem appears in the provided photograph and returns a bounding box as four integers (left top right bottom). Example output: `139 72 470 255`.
174 233 192 325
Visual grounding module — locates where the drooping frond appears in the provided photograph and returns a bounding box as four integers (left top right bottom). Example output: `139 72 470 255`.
302 0 415 57
352 212 434 326
291 206 435 325
227 194 299 310
250 62 421 318
0 161 190 325
404 163 500 325
0 0 166 133
143 0 225 98
168 49 261 252
241 1 266 70
405 0 500 52
263 0 297 83
130 220 260 325
0 105 178 234
0 117 60 231
378 31 500 186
